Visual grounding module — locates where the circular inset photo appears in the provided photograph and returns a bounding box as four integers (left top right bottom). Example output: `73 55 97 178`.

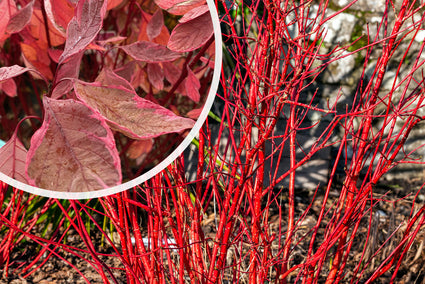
0 0 221 199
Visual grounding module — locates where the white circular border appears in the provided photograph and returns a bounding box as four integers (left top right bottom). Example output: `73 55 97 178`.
0 0 222 199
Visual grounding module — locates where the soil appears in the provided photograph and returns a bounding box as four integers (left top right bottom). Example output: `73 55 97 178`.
1 178 424 283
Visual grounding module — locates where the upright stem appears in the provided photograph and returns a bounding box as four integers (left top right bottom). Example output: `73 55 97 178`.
326 1 409 281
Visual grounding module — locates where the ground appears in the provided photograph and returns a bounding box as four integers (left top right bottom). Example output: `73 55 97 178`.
1 178 424 283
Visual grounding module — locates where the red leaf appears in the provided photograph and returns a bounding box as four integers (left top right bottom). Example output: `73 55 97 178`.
60 0 107 63
0 0 17 42
138 10 170 46
48 48 63 63
0 65 32 82
97 35 126 45
120 41 182 63
26 97 121 192
96 68 133 90
52 52 84 99
184 66 200 102
161 61 186 95
178 4 209 23
74 80 195 139
163 61 181 84
147 63 164 90
26 8 66 47
0 130 28 183
44 0 75 34
21 41 54 80
186 107 203 119
114 61 137 84
0 78 17 97
127 139 153 159
147 9 164 41
6 0 34 34
167 9 213 52
106 0 124 10
154 0 205 15
19 7 65 80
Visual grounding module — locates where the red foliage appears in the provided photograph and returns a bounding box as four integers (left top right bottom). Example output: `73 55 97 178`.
0 0 215 192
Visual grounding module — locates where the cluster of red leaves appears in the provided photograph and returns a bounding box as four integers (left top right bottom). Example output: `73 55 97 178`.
0 0 215 192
